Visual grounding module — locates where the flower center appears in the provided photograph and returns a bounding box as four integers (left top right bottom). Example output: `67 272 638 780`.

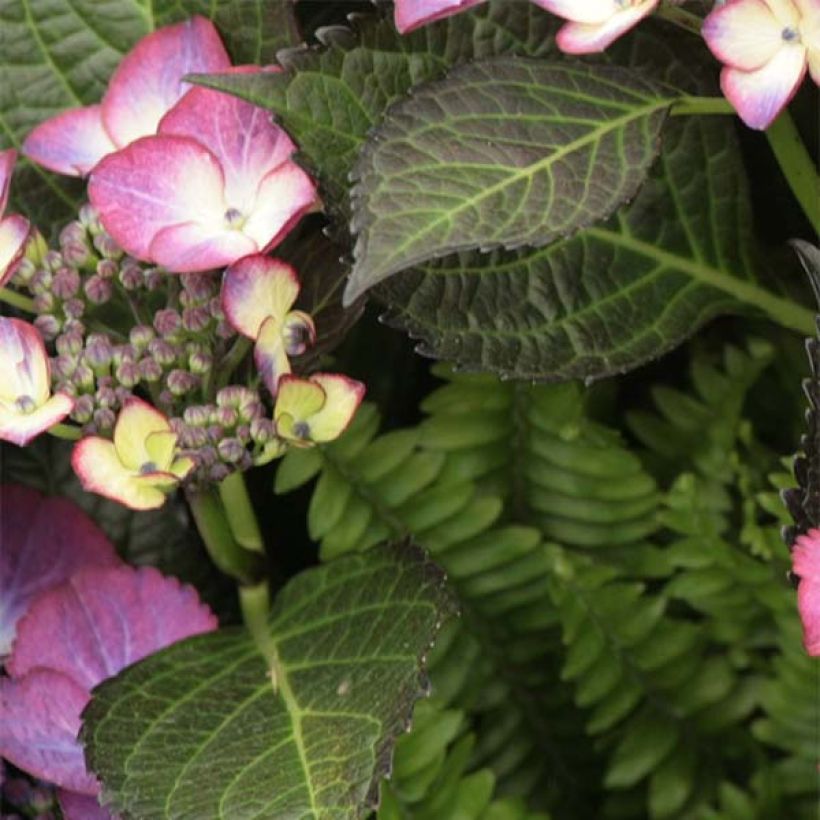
292 421 311 440
782 27 800 43
14 395 36 414
139 461 158 475
224 208 247 230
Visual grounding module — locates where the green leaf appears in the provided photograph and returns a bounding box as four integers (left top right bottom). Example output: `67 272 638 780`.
82 543 457 819
190 1 561 214
345 58 676 302
0 0 299 228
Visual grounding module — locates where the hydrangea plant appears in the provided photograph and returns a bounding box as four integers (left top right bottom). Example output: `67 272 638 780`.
0 2 818 818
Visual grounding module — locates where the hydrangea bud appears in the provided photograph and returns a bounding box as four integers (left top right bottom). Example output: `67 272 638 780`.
209 297 224 320
96 258 118 279
182 306 211 333
115 361 140 388
129 324 155 351
63 298 85 319
182 426 209 449
13 257 37 284
209 463 232 482
71 394 95 424
250 417 274 444
218 437 245 464
216 319 235 339
61 241 93 268
84 336 114 372
51 267 80 299
198 445 218 467
59 221 87 248
147 338 178 367
138 358 163 383
239 399 264 423
235 424 251 443
84 274 113 305
62 319 85 337
114 386 133 404
119 259 144 290
184 405 212 427
207 424 224 443
43 250 63 272
189 350 212 375
56 331 83 358
78 203 101 233
144 267 165 291
52 354 76 380
154 309 182 338
93 232 123 260
167 369 199 396
93 407 116 431
95 385 118 409
214 406 238 428
34 314 61 340
181 272 216 301
72 362 95 391
28 268 52 295
33 292 55 313
112 344 137 366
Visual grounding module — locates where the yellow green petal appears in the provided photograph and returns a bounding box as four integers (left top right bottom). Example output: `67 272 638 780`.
113 399 171 470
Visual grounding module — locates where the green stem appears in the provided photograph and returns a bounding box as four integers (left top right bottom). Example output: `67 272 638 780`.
48 423 82 441
656 3 703 34
219 470 265 554
186 488 263 585
215 337 252 389
671 97 734 117
239 581 280 688
765 111 820 235
0 287 36 313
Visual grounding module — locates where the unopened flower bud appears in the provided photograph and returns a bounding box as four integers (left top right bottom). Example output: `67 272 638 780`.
52 354 76 380
209 463 232 482
71 394 95 424
84 275 113 305
208 297 223 320
96 258 118 279
13 257 37 283
79 203 101 233
239 399 264 422
29 268 52 295
250 417 274 444
72 363 95 391
115 361 140 388
216 319 235 339
43 250 63 272
207 424 224 443
235 424 251 443
181 272 216 301
129 324 155 350
184 405 212 427
56 332 83 357
182 426 209 448
216 386 246 408
84 337 114 372
112 344 137 365
115 386 133 404
119 260 143 290
167 369 198 396
189 350 212 374
198 445 218 467
63 318 85 337
34 314 61 340
23 229 49 268
63 298 85 319
51 267 80 299
33 292 55 313
62 242 92 267
96 386 118 408
218 437 245 464
182 306 211 333
144 267 165 291
283 311 316 357
137 358 161 383
93 232 122 260
214 406 238 428
154 309 182 338
93 407 116 431
147 338 178 366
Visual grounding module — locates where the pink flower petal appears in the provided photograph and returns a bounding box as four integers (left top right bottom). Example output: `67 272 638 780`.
7 565 218 687
793 529 820 656
307 373 366 442
0 484 119 657
0 669 97 793
22 106 117 177
555 1 659 54
243 163 318 253
221 254 300 339
0 148 16 213
530 0 615 24
0 392 74 447
0 214 31 288
702 0 786 71
102 17 231 148
721 45 808 129
58 790 114 820
394 0 486 33
89 135 227 261
0 317 52 405
149 221 258 273
159 73 298 210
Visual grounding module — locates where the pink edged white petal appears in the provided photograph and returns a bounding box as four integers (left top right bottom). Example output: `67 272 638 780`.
102 16 231 147
71 437 168 511
530 0 616 24
7 565 217 687
0 148 16 213
0 484 119 657
0 669 97 794
307 374 366 442
0 392 73 447
88 135 227 260
243 163 318 253
22 106 117 177
221 254 300 339
58 790 114 820
555 0 659 54
254 316 293 395
112 398 170 471
0 214 31 288
702 0 786 71
159 77 298 210
0 317 51 405
394 0 486 32
149 220 258 274
721 45 808 129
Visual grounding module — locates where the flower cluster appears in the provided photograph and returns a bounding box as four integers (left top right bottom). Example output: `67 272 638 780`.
394 0 820 129
0 19 364 512
0 485 217 819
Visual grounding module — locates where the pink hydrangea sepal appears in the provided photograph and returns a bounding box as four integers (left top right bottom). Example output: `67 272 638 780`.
58 789 114 820
548 0 659 54
0 214 31 288
0 148 17 212
394 0 486 33
701 0 788 71
792 529 820 656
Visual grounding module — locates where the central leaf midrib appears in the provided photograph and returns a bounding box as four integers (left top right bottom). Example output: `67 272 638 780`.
362 97 671 278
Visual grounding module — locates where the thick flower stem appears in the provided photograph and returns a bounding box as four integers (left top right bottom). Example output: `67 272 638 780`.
766 111 820 235
218 470 265 554
186 487 263 586
0 287 35 313
239 580 282 690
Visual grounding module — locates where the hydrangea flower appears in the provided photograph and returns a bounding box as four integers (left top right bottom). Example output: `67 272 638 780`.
274 373 365 447
0 563 217 815
702 0 820 129
0 485 119 657
221 254 316 394
532 0 659 53
72 398 194 510
0 150 30 287
0 318 74 446
88 68 318 274
23 17 231 176
791 528 820 655
394 0 486 32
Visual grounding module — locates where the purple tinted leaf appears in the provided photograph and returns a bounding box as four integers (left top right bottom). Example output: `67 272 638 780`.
58 788 115 820
0 484 120 656
7 565 218 687
0 668 97 793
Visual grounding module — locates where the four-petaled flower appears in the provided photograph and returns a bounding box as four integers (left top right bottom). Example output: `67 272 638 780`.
23 17 232 176
221 254 315 395
0 318 73 446
0 150 30 288
87 67 317 274
72 398 194 510
394 0 486 32
274 373 365 447
703 0 820 129
791 528 820 656
533 0 659 54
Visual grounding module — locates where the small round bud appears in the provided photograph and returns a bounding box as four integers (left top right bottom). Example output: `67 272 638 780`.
61 241 92 267
63 298 85 319
216 386 245 408
96 258 118 279
144 267 165 291
182 426 209 448
235 424 251 443
34 314 61 340
112 344 137 365
218 437 245 464
115 386 133 404
93 407 116 431
239 399 264 423
216 319 235 339
129 324 155 350
182 306 211 333
59 221 87 247
283 311 316 357
184 405 212 427
51 267 80 299
72 363 95 391
119 260 144 290
208 297 224 320
159 389 175 408
79 203 101 232
207 424 224 443
93 232 123 260
138 358 163 382
43 250 63 272
249 417 274 444
154 309 182 338
53 355 76 380
181 272 216 301
29 268 53 295
84 275 113 305
209 463 232 482
56 332 84 357
96 385 118 409
13 257 37 283
71 394 95 424
63 318 86 337
214 406 238 428
33 292 55 313
166 369 199 396
115 361 140 388
84 336 114 371
189 350 213 374
147 338 178 366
